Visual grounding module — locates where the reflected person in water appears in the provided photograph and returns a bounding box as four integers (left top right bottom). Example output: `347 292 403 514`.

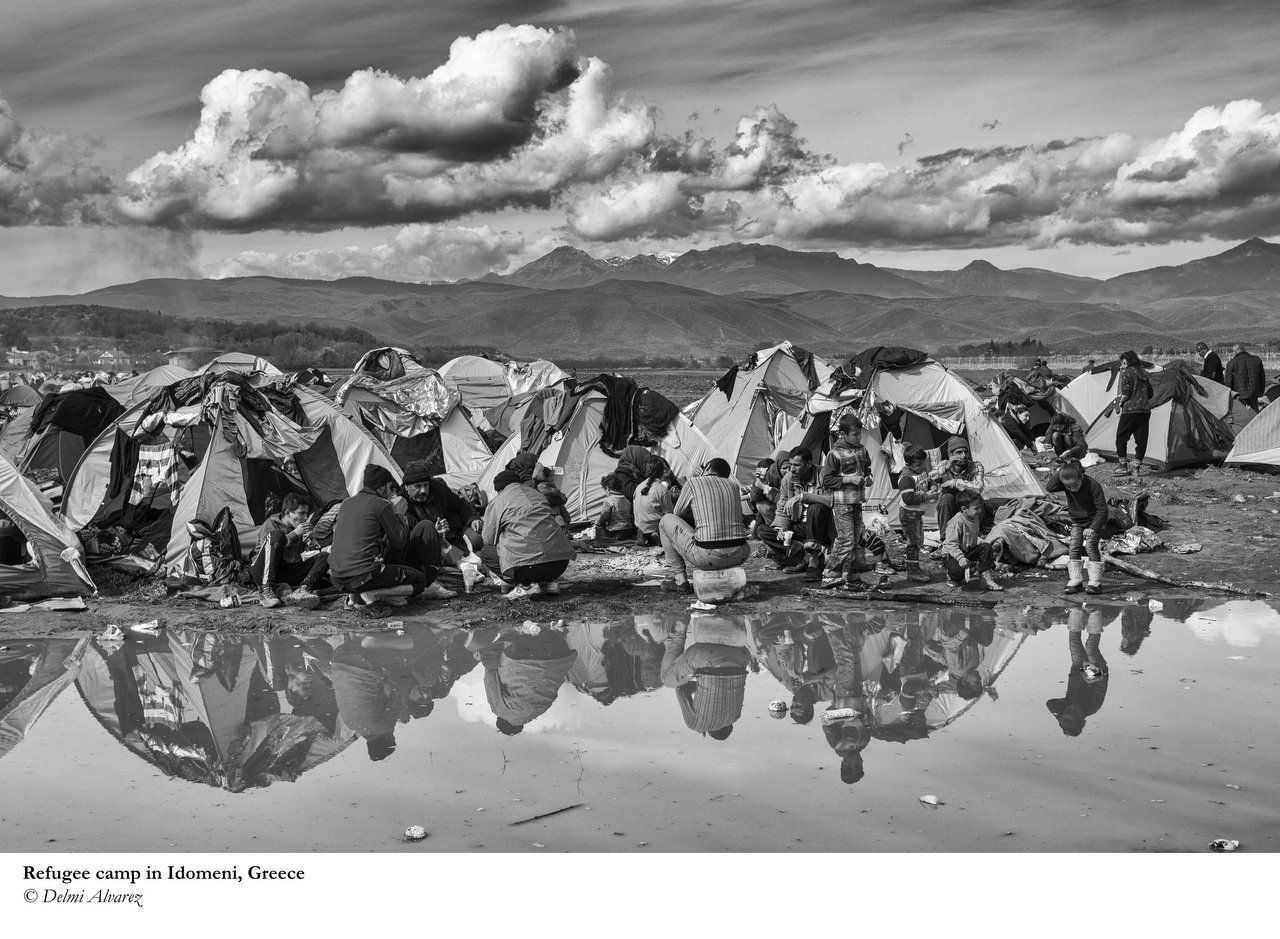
661 613 751 739
332 626 444 760
755 614 837 726
470 622 577 735
1045 605 1109 737
820 618 873 784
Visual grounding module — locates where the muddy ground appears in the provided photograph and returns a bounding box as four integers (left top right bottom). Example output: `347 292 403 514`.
3 459 1276 641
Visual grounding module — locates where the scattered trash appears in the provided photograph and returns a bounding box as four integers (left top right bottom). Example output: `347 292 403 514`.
1170 543 1202 554
822 707 856 722
1106 526 1163 555
403 825 428 842
219 594 242 608
1209 839 1240 852
635 579 665 587
1232 493 1247 503
919 795 942 807
510 803 584 826
126 620 163 636
1225 784 1243 790
99 625 125 642
518 621 542 636
689 600 716 612
768 700 788 717
1081 664 1105 683
1150 799 1165 803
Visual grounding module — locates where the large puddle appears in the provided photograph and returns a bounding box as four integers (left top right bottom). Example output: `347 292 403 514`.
2 599 1278 852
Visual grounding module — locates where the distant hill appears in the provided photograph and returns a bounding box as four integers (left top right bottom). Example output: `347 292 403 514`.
3 238 1278 362
486 242 946 298
884 259 1102 301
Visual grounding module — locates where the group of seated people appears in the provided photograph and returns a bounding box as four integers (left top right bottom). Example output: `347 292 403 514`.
741 418 1004 592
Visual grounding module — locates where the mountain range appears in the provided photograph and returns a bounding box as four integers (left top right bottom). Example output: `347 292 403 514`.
2 238 1278 361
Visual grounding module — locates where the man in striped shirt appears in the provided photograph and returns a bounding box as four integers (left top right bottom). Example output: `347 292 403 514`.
659 458 750 591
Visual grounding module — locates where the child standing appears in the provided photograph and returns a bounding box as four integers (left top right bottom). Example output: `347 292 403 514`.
594 473 637 541
1045 458 1108 594
896 444 936 584
939 490 1003 591
819 413 871 591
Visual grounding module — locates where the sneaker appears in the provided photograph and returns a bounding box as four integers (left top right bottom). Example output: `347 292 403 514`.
504 584 541 601
661 579 692 593
819 575 846 589
539 582 561 596
420 583 457 600
1114 461 1131 477
842 577 870 592
287 587 322 611
874 562 896 576
260 591 283 609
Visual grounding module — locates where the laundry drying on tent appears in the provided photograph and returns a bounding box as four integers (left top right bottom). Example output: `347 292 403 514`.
60 371 400 577
334 347 492 484
1057 359 1242 470
478 374 716 524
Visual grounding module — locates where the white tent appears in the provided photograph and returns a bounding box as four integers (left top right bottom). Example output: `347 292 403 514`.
195 353 284 378
438 355 510 411
478 390 718 523
105 365 197 406
0 451 95 599
857 358 1045 510
1224 403 1280 471
685 342 834 484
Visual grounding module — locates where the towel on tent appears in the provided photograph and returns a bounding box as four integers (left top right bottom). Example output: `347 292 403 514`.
129 444 177 506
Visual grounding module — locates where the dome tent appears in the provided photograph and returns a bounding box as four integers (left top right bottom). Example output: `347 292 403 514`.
1 386 125 487
0 384 42 408
478 381 717 524
1224 401 1280 471
0 639 90 761
1058 360 1241 470
438 355 510 411
61 373 400 575
334 347 492 485
195 352 284 379
684 342 834 485
0 451 95 600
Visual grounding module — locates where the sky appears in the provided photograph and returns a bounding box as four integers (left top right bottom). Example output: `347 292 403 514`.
2 0 1280 294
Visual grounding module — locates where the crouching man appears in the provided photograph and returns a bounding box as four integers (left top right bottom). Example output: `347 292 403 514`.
329 465 446 618
252 494 327 610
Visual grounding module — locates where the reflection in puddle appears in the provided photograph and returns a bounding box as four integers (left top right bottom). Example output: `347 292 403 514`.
2 596 1276 797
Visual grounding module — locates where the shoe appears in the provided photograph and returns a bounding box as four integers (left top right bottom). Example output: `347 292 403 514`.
420 583 457 600
1064 583 1085 595
539 582 561 596
1064 559 1085 595
357 601 391 619
981 571 1004 592
260 591 283 609
819 575 846 589
782 560 809 574
841 577 870 592
504 584 542 601
287 587 322 611
1085 560 1105 595
874 562 896 576
1132 463 1145 478
661 579 692 593
1114 460 1131 477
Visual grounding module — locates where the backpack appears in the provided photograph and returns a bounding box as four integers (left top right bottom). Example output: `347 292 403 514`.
180 507 244 586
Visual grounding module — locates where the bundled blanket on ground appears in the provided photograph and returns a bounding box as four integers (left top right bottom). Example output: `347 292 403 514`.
987 499 1069 565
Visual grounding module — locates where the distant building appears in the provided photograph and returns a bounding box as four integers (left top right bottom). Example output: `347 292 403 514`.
5 347 33 367
94 350 133 369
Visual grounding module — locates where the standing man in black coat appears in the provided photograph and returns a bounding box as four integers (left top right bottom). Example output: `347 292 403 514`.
1195 342 1224 384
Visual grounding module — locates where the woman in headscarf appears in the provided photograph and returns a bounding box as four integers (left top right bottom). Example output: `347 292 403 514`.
480 470 576 601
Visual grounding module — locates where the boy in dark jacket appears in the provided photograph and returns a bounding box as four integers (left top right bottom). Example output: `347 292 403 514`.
1044 458 1108 594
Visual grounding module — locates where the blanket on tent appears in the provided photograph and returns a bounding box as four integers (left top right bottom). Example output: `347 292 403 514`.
582 375 682 456
831 346 930 393
30 386 124 443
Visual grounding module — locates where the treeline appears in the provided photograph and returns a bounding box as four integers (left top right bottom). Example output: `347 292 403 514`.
937 337 1052 357
0 304 378 368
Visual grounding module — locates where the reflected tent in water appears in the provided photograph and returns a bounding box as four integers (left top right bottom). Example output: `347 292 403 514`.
76 630 356 790
0 638 88 761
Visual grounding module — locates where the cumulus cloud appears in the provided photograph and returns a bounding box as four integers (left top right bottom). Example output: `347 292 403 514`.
0 93 113 225
211 224 526 281
567 98 1280 249
116 24 655 231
